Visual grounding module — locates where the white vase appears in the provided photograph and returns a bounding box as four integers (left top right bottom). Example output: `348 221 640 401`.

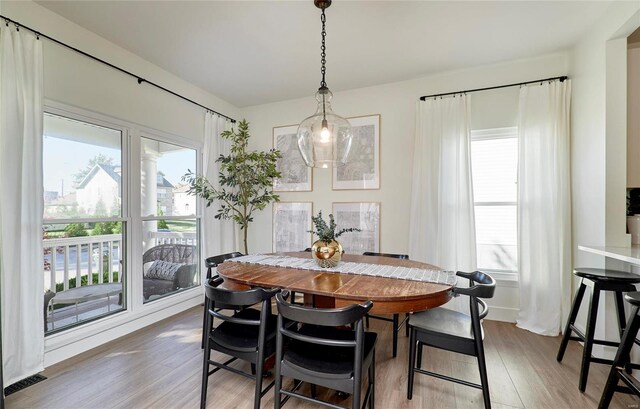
628 215 640 245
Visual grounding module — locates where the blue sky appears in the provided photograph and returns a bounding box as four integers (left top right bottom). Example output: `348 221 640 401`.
44 136 196 194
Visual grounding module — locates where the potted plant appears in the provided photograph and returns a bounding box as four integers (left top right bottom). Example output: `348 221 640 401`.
183 120 281 254
309 211 360 268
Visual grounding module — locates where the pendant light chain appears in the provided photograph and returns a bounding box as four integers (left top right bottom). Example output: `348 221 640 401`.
320 8 327 89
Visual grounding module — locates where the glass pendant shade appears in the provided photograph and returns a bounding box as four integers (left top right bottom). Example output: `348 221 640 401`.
297 88 353 168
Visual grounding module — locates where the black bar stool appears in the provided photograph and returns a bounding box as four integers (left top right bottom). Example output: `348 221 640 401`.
598 291 640 408
557 268 640 392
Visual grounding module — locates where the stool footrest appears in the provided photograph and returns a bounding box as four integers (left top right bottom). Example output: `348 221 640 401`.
590 357 615 366
619 370 640 395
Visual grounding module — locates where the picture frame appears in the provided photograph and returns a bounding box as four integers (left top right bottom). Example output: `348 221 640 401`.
273 125 312 192
332 202 380 254
332 114 380 190
272 202 313 252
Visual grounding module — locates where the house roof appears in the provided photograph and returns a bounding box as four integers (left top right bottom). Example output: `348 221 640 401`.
77 163 173 189
47 192 78 207
76 164 121 189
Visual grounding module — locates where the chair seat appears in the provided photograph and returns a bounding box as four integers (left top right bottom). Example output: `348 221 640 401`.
410 307 483 340
575 268 640 283
210 308 277 353
283 325 377 379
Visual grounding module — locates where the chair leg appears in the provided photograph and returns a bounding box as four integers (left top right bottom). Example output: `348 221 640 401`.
613 290 633 374
253 359 264 409
476 335 491 409
557 281 587 362
201 298 208 349
599 306 640 409
366 315 370 328
392 314 399 358
579 284 601 392
310 384 317 399
200 341 211 409
370 348 376 409
417 342 423 369
407 327 417 400
405 313 410 337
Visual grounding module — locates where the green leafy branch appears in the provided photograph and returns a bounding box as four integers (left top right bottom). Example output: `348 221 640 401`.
309 211 361 243
183 119 281 253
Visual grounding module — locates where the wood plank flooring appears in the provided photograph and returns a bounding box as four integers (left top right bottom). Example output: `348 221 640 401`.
6 306 640 409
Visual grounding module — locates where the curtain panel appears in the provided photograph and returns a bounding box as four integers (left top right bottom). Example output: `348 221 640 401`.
409 95 477 286
0 26 45 386
516 80 572 336
201 112 239 275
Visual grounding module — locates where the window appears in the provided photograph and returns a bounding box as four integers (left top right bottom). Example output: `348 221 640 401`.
43 112 126 333
140 137 199 303
471 127 518 274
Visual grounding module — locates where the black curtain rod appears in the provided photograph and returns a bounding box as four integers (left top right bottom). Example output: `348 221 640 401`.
1 15 236 123
419 75 568 101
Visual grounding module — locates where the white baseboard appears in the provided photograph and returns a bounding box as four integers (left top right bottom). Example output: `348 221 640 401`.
486 306 518 323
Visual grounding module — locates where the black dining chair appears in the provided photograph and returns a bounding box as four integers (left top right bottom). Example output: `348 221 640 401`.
407 271 496 409
201 252 244 348
201 276 279 409
598 291 640 408
362 251 410 358
274 291 377 409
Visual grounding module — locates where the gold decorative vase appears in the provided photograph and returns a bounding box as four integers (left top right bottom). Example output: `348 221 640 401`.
312 239 343 268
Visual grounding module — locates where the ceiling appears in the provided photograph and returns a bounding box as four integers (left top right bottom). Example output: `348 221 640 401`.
34 1 614 107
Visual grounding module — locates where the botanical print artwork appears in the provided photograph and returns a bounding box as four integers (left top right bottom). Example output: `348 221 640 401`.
337 125 375 181
273 202 312 252
333 115 380 190
333 202 380 254
273 126 312 191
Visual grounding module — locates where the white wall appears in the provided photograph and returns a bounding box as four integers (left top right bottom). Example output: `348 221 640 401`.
2 1 240 366
241 53 569 322
629 45 640 188
571 2 640 352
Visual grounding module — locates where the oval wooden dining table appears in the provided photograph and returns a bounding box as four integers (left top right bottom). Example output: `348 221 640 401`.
216 252 453 314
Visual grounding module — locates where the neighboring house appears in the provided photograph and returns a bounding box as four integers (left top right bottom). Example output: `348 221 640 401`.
76 164 121 216
172 184 195 216
156 171 174 215
43 192 79 218
76 164 174 216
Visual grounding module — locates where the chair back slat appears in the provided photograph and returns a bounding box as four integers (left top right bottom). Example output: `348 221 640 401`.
362 252 409 259
280 327 357 347
204 276 279 308
276 291 372 327
453 271 496 299
205 252 244 268
209 309 261 326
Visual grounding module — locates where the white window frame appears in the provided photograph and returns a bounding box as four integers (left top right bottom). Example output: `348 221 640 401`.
136 130 202 305
471 127 518 283
42 100 204 366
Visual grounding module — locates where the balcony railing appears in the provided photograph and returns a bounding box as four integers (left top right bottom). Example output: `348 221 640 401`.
150 231 197 246
43 234 123 293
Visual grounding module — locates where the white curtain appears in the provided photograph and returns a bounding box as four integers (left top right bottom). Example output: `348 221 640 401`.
409 95 477 304
0 26 45 385
516 80 571 336
202 112 239 273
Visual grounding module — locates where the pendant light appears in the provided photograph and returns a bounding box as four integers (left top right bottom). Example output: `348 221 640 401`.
297 0 353 169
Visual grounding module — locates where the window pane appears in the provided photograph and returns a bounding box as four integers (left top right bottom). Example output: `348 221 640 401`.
43 113 122 220
471 137 517 203
475 205 517 271
142 219 199 303
140 138 196 217
43 222 125 333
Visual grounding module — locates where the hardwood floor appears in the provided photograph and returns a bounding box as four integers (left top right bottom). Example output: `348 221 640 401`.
6 306 639 409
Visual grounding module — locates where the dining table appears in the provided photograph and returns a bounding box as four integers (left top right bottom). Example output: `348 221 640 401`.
216 252 454 314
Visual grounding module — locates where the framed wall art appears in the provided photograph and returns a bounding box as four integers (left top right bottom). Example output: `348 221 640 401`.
273 125 312 192
332 202 380 254
272 202 313 252
333 114 380 190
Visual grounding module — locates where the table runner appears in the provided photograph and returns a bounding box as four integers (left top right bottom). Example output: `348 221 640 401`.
226 254 457 286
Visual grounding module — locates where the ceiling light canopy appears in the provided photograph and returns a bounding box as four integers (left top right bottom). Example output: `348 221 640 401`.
297 0 352 169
